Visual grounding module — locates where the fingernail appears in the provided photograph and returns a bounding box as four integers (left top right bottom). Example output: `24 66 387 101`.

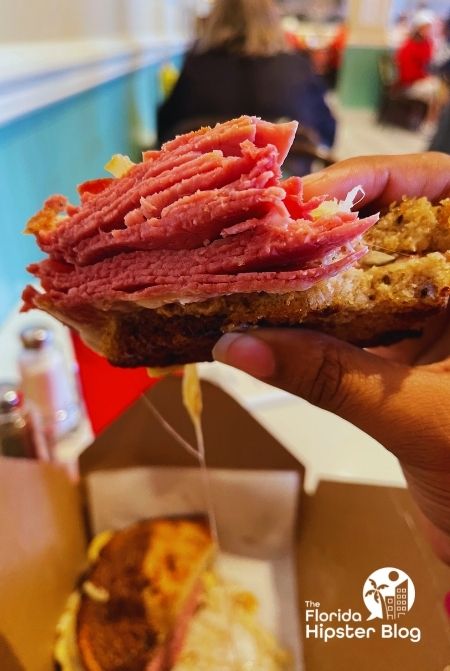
212 333 276 379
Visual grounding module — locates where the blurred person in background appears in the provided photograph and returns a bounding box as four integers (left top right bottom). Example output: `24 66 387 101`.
191 0 214 39
428 15 450 154
157 0 336 170
391 13 410 49
433 15 450 82
429 101 450 153
396 9 441 119
323 21 347 89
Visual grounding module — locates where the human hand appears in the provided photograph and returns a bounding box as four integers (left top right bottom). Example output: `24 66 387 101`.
301 152 450 211
213 152 450 561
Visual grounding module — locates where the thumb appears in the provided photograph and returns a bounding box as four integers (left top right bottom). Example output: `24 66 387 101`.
212 329 442 465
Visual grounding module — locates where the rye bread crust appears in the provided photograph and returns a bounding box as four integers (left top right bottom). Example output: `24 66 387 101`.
101 267 449 367
104 305 444 368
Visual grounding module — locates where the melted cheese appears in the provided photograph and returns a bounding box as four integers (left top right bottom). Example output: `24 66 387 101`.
82 580 109 603
54 592 85 671
147 365 184 378
87 529 113 563
181 364 219 546
172 574 291 671
182 364 203 433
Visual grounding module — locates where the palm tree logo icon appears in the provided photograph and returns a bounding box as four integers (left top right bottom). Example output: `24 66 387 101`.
365 579 389 620
362 568 415 620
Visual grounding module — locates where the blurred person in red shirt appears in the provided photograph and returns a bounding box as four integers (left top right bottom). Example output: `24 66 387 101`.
396 10 440 106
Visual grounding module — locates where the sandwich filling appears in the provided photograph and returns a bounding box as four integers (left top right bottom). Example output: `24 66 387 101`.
23 116 377 316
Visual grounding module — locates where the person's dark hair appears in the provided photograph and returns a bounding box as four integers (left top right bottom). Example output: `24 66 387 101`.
196 0 289 56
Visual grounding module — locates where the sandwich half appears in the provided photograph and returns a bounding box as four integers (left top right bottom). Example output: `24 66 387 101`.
55 516 214 671
22 116 450 367
54 516 291 671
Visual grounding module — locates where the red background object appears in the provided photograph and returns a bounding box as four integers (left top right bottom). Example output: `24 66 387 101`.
71 333 156 435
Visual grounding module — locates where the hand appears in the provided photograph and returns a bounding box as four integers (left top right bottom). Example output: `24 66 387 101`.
213 152 450 562
301 152 450 211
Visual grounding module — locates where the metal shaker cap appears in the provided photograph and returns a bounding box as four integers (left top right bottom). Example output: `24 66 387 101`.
20 326 54 350
0 383 22 413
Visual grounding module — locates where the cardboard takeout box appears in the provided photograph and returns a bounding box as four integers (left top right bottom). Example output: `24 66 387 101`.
0 377 449 670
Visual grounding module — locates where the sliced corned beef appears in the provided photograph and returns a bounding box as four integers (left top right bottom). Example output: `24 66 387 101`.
23 116 377 322
32 209 375 294
58 143 281 265
29 250 364 313
37 116 287 256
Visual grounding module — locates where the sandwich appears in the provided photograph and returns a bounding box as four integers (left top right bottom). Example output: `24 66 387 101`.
54 516 291 671
22 116 450 367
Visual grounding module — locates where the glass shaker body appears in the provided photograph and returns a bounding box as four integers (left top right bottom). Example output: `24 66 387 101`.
18 327 81 443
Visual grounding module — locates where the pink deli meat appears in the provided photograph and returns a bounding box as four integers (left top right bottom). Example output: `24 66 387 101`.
23 116 377 318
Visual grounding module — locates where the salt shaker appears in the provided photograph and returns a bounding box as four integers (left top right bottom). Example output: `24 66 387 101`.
18 326 81 443
0 383 47 459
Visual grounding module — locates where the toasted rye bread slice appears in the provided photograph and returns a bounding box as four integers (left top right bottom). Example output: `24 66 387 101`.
76 517 213 671
96 251 449 367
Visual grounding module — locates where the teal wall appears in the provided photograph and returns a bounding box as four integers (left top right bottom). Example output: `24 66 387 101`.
0 54 183 323
338 46 387 109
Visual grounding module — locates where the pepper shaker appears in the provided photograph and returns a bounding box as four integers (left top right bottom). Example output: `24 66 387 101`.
0 383 47 459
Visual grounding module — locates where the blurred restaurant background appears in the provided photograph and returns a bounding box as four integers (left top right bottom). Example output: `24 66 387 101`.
1 0 449 485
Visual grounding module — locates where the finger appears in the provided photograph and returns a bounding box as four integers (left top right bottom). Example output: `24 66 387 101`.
403 466 450 545
415 312 450 365
212 329 450 467
302 153 450 210
367 312 450 366
366 340 425 366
